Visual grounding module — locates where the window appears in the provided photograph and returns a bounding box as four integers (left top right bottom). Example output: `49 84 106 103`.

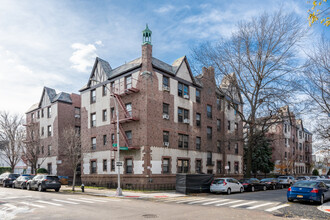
91 113 96 127
41 127 44 136
207 152 212 165
217 141 221 153
234 104 238 115
228 121 231 130
178 108 189 122
125 159 133 174
47 106 51 118
207 105 212 118
163 131 169 143
163 76 169 88
125 131 132 145
125 75 132 89
111 108 115 119
177 159 189 173
299 143 302 150
217 161 222 174
178 83 189 97
228 142 231 150
178 134 189 149
111 159 115 171
235 123 238 131
111 82 115 93
47 163 52 175
299 131 302 139
207 127 212 139
91 161 97 174
31 113 34 120
47 145 52 156
91 137 96 150
293 147 295 155
284 124 287 133
75 107 81 118
196 160 202 173
234 162 239 174
217 119 221 131
111 133 115 144
196 113 201 126
103 135 107 145
196 137 201 150
103 159 107 171
102 109 107 121
47 125 52 137
163 103 169 115
41 146 44 155
90 89 96 103
284 152 287 159
125 103 132 117
235 143 239 154
37 111 40 118
75 126 80 135
41 109 44 118
102 85 107 96
163 158 170 173
196 89 201 103
227 161 231 173
217 97 221 110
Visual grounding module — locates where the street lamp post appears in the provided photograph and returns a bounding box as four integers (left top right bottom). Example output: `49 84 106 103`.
91 79 122 196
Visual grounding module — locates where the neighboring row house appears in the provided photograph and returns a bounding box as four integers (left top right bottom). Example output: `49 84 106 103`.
79 25 244 188
25 87 81 176
266 106 313 175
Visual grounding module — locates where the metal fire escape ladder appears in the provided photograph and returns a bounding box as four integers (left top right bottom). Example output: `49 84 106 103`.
118 124 130 148
113 94 131 118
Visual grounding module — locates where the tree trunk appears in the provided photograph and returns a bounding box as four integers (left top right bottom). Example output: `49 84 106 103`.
72 169 76 191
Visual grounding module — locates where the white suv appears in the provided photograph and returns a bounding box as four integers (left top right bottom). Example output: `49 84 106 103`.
278 176 295 186
210 178 244 195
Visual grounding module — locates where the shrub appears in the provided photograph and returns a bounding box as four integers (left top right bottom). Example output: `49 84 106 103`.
37 168 48 174
312 169 319 176
0 167 11 174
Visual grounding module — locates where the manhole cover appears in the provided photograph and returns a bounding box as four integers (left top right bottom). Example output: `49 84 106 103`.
142 214 158 218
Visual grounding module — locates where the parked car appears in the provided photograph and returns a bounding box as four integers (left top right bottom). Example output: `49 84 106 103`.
1 173 20 187
27 175 61 192
12 175 33 189
260 178 283 190
316 179 330 188
309 176 322 180
239 178 267 192
287 180 330 204
210 178 244 194
296 176 310 181
278 176 295 186
0 173 9 185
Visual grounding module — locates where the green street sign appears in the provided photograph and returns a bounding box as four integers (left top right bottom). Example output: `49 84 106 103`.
113 146 129 150
112 143 117 147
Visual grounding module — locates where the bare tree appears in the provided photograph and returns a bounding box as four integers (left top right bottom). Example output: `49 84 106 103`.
192 10 306 177
301 34 330 157
0 111 24 172
61 126 81 191
23 121 47 174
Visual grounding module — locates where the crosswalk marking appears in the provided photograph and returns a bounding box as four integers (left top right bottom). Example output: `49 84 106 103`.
36 200 63 206
215 200 243 206
67 198 94 203
20 202 45 208
78 198 107 203
188 199 216 205
2 204 17 210
265 204 290 212
52 199 79 204
247 202 274 210
176 198 201 204
202 199 230 205
230 201 257 208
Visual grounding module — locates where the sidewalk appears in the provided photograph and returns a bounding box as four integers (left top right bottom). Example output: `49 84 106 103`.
60 185 186 199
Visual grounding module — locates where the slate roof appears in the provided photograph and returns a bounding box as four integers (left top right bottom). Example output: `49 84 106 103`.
304 128 312 135
108 57 142 79
26 103 39 113
97 57 112 78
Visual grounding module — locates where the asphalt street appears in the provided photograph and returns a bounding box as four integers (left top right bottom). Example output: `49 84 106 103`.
0 186 329 220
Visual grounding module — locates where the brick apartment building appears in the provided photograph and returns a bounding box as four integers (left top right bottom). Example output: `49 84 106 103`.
79 25 244 188
25 87 81 176
266 106 313 175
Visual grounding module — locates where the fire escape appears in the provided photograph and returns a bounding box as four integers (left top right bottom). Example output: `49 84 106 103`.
111 77 140 150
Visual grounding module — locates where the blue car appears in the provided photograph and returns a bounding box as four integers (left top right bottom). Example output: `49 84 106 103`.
287 180 330 204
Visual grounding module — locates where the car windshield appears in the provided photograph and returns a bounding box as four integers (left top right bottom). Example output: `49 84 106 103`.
309 177 317 180
293 181 318 188
213 179 224 184
278 177 287 179
46 176 59 181
239 179 251 183
261 178 273 181
23 176 32 180
9 174 20 178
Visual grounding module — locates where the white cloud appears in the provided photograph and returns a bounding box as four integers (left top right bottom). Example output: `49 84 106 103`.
154 5 175 14
69 43 99 72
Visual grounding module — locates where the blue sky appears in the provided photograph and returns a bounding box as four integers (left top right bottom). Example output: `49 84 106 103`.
0 0 326 115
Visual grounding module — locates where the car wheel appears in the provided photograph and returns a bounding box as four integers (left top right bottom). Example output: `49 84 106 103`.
288 198 293 202
55 188 60 192
251 186 255 192
240 187 244 193
263 186 267 191
21 184 25 190
12 183 15 188
38 185 43 192
319 195 324 205
27 184 31 191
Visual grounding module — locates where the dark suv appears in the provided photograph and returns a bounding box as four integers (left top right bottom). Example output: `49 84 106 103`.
1 173 20 187
27 175 61 192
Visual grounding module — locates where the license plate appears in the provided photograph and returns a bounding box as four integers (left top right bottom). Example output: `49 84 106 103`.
297 195 303 198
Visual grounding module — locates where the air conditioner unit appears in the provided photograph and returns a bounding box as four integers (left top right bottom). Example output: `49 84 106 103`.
183 119 190 124
75 115 80 118
163 86 170 92
183 95 189 99
162 114 169 120
163 142 169 147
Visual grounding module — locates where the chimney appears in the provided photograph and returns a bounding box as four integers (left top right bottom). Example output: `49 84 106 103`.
141 24 152 72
